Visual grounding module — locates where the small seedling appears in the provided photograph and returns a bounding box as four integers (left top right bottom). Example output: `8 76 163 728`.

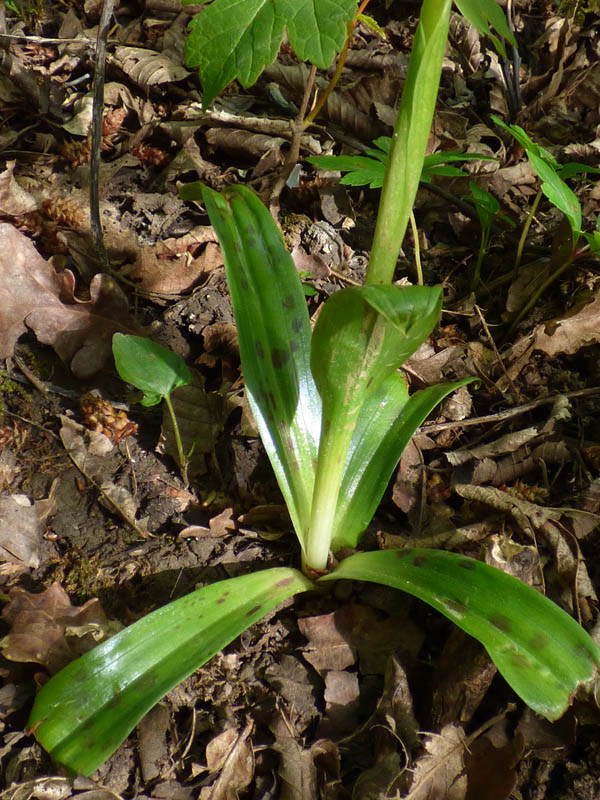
112 334 192 484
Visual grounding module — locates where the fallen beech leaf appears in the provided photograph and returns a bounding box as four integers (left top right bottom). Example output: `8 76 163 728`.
0 223 144 377
0 161 37 215
408 724 467 800
0 493 41 570
1 583 121 674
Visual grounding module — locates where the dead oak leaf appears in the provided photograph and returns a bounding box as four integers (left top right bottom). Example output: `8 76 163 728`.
0 223 144 377
1 582 121 674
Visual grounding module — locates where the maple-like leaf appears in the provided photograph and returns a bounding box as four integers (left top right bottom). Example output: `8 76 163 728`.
184 0 356 108
0 223 144 377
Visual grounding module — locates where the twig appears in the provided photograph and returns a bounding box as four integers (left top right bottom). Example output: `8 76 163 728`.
419 386 600 434
269 64 318 215
89 0 115 274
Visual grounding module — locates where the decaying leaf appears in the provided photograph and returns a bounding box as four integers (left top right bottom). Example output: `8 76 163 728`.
112 47 189 87
199 722 254 800
0 161 37 215
408 724 467 800
0 223 144 377
1 583 120 674
0 493 42 572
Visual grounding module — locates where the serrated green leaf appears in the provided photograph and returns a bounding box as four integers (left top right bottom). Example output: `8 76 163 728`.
332 377 475 549
529 152 582 236
200 184 320 545
184 0 355 108
454 0 517 55
112 334 191 404
321 549 600 720
29 568 314 776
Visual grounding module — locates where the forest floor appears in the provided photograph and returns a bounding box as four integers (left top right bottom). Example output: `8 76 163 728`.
2 1 600 798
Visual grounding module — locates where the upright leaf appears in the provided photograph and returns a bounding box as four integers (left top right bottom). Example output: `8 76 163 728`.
322 550 600 720
332 378 475 549
29 568 314 776
112 334 191 407
198 183 321 545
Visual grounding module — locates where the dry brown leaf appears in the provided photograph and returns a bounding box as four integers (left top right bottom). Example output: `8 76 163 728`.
407 724 467 800
0 493 41 571
0 223 144 376
112 47 189 87
200 722 254 800
1 583 120 674
0 161 37 215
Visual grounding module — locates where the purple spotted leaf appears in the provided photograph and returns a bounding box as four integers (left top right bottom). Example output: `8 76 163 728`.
187 183 321 548
29 567 313 775
321 550 600 720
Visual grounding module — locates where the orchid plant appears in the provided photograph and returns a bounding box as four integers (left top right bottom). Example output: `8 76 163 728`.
28 0 600 777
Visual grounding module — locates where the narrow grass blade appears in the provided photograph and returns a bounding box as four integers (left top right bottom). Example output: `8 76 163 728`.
199 183 321 544
332 378 474 549
322 550 600 720
29 568 314 776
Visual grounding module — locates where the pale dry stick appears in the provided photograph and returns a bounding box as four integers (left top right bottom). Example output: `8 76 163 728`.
268 64 318 217
89 0 116 274
419 386 600 435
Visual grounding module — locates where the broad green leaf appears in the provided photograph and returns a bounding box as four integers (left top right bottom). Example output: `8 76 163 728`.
29 568 314 776
455 0 517 55
305 285 442 569
197 183 320 545
311 285 442 424
529 152 582 236
112 334 191 407
184 0 355 108
332 378 475 549
322 549 600 720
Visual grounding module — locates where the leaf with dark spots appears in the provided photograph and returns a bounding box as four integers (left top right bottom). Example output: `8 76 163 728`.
283 294 296 309
322 549 600 721
29 567 313 776
255 339 265 358
270 347 290 368
489 614 513 633
291 317 303 333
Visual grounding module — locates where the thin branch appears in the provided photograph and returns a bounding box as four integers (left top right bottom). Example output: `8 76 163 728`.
90 0 115 274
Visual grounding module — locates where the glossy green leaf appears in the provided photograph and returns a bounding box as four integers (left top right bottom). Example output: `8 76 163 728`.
29 568 314 776
311 285 442 424
332 378 475 549
199 183 320 545
305 285 442 569
112 334 191 407
322 549 600 720
184 0 355 108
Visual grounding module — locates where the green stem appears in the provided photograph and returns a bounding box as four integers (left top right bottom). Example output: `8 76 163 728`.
471 227 491 291
514 190 542 276
366 0 452 286
164 394 188 486
305 424 354 571
409 209 423 286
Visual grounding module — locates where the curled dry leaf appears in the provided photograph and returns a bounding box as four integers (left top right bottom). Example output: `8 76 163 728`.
1 583 120 675
0 223 144 377
0 161 37 216
112 47 189 87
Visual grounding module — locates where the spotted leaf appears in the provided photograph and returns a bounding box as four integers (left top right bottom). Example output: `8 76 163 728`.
321 549 600 720
29 568 313 776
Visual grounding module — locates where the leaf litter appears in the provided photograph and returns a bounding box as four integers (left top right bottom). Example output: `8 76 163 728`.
2 0 600 798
